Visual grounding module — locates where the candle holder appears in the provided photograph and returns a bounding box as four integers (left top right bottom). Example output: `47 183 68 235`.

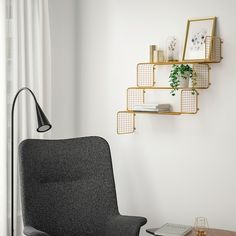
194 217 209 236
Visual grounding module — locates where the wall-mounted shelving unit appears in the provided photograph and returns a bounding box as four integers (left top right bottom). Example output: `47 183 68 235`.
117 36 223 134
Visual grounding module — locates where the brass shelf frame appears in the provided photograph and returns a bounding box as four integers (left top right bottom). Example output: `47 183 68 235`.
137 63 211 88
117 36 223 134
126 88 199 114
132 111 182 115
137 60 220 66
117 111 136 134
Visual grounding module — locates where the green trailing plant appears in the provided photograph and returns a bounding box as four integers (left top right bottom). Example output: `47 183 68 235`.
169 64 197 96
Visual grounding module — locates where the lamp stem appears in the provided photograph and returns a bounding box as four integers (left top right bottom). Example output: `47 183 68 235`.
11 95 14 236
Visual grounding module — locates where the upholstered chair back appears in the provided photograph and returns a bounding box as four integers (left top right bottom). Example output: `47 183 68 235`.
19 136 119 236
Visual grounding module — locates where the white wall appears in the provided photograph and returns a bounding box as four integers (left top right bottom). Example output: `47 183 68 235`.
51 0 236 235
49 0 77 138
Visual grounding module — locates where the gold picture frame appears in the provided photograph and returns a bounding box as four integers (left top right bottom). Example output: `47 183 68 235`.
182 17 216 61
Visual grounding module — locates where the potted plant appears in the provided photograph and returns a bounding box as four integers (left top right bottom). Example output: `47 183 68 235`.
169 64 197 96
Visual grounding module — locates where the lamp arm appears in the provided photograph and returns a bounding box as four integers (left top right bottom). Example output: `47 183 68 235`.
11 87 40 236
12 87 39 115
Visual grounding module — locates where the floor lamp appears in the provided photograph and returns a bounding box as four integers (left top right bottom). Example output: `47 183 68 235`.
11 87 52 236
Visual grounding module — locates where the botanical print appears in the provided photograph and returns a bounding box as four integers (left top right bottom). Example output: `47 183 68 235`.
183 17 216 60
190 29 207 52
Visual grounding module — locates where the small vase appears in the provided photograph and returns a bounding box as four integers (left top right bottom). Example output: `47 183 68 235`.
166 36 179 61
179 77 189 88
179 72 190 88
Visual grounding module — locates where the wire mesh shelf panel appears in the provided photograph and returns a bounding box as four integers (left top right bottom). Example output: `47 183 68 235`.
205 36 222 62
127 88 144 110
137 63 155 87
193 64 210 88
181 89 198 114
117 111 135 134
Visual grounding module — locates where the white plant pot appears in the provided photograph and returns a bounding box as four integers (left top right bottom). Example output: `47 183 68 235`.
179 75 189 88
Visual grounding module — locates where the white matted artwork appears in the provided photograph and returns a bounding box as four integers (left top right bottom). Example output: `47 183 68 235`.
183 17 216 61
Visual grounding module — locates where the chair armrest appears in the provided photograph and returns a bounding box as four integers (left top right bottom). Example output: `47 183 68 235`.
23 226 50 236
105 215 147 236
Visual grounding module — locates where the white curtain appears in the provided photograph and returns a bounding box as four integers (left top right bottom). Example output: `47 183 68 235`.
0 0 7 235
7 0 52 235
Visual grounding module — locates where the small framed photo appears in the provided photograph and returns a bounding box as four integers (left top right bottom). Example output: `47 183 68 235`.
182 17 216 61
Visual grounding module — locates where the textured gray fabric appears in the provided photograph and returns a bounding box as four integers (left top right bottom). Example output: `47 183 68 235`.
105 215 147 236
19 136 147 236
24 226 50 236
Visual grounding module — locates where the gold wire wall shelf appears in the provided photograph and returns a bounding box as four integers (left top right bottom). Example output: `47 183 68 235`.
117 36 223 134
126 88 198 114
137 63 210 89
117 111 135 134
205 36 223 62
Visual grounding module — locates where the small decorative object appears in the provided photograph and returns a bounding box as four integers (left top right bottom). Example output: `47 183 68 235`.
183 17 216 61
153 49 158 62
166 36 179 61
150 45 158 63
169 64 196 96
194 217 209 236
157 50 165 62
153 49 165 62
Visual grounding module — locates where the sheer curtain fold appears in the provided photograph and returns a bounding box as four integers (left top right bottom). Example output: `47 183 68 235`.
0 0 7 235
9 0 52 235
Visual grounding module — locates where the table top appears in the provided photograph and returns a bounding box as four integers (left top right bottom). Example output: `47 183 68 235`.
146 228 236 236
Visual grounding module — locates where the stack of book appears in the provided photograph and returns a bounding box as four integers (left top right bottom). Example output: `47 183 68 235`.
133 104 171 112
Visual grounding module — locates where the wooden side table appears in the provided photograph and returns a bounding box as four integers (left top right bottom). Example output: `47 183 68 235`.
146 228 236 236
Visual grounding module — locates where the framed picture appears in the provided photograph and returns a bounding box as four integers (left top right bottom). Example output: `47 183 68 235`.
182 17 216 61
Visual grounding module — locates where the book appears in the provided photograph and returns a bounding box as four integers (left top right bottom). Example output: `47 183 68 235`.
133 104 171 112
154 223 193 236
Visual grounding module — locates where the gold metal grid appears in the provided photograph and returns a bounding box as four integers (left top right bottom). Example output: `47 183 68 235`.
137 63 155 87
117 111 135 134
205 36 222 62
193 64 210 88
127 88 145 110
181 89 198 114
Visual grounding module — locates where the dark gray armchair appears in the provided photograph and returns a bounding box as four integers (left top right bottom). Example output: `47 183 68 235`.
19 136 147 236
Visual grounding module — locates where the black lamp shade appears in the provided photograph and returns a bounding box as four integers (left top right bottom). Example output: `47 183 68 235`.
35 102 52 132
